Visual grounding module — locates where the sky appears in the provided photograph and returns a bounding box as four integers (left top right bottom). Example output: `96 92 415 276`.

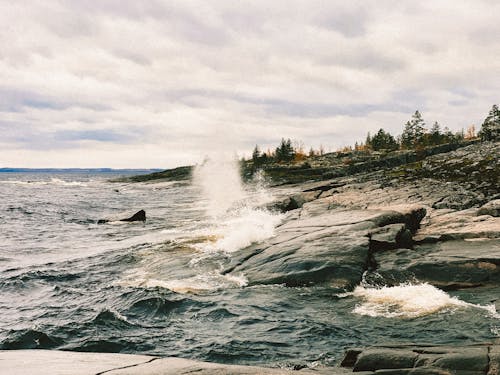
1 0 499 168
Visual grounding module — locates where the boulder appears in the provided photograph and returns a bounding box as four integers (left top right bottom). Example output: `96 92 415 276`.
369 223 413 250
477 199 500 217
121 209 146 222
352 348 418 371
274 191 320 212
342 345 493 374
97 210 146 224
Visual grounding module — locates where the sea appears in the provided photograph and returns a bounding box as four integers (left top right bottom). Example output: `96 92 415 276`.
0 163 498 369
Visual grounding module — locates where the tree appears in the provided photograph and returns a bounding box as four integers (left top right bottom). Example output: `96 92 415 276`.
252 145 263 168
401 111 427 149
400 121 413 149
412 110 426 146
365 132 372 148
429 121 442 145
368 129 398 151
478 104 500 141
275 138 295 162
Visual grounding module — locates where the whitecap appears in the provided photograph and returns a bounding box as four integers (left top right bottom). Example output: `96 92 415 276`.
351 283 499 319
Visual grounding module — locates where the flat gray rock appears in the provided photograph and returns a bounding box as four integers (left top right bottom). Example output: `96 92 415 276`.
0 350 343 375
0 349 155 375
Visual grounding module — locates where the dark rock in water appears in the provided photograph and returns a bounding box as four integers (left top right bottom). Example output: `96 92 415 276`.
97 210 146 224
120 209 146 222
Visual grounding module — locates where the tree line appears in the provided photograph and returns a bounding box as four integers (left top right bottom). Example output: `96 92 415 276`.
249 104 500 166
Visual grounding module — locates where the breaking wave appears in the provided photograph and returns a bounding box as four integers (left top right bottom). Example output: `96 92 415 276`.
351 283 499 319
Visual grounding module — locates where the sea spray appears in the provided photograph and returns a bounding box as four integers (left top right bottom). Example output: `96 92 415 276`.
193 158 246 217
129 156 283 294
193 156 282 253
351 282 499 319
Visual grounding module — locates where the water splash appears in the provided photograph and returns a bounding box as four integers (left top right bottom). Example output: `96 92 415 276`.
351 283 499 319
193 156 282 253
193 158 246 218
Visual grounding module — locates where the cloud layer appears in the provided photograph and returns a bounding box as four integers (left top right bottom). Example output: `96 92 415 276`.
1 0 499 167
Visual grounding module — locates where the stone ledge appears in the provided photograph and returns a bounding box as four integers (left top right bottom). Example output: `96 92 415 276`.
0 350 343 375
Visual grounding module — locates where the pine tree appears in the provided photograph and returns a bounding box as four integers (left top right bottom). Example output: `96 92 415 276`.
478 104 500 141
429 121 442 145
401 111 427 148
252 145 262 167
365 132 372 149
275 138 295 162
411 110 426 146
369 129 398 151
401 121 414 149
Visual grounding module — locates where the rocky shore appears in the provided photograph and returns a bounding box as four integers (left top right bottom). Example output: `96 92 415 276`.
6 141 498 374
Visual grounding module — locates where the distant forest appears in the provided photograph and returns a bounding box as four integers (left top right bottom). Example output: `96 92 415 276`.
248 104 500 167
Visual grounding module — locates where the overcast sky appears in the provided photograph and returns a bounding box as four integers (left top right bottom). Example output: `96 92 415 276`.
1 1 499 168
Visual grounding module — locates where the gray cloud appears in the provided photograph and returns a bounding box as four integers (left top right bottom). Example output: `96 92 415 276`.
0 0 499 168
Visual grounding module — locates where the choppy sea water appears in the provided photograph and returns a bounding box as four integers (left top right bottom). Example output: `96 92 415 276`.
0 171 498 369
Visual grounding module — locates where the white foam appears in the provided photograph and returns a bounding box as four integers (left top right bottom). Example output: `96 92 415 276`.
0 178 86 186
119 272 247 294
192 156 282 253
352 283 499 319
212 207 282 252
193 158 246 218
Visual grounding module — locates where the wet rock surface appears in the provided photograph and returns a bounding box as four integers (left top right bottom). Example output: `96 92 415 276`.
340 344 499 374
225 141 500 374
224 205 426 288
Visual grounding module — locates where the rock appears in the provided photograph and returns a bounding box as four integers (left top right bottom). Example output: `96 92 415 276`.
489 345 500 375
97 210 146 224
352 348 418 371
478 199 500 217
225 206 426 288
0 349 340 375
375 239 500 289
369 223 413 250
342 345 494 374
414 208 500 242
120 209 146 222
275 191 319 212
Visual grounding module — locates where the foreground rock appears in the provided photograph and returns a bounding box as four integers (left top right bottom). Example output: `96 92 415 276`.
2 345 498 374
340 344 500 374
0 350 341 375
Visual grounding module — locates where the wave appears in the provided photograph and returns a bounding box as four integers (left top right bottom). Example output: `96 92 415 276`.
121 273 248 294
1 329 62 349
126 297 185 318
0 178 87 187
90 309 134 328
350 282 499 319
